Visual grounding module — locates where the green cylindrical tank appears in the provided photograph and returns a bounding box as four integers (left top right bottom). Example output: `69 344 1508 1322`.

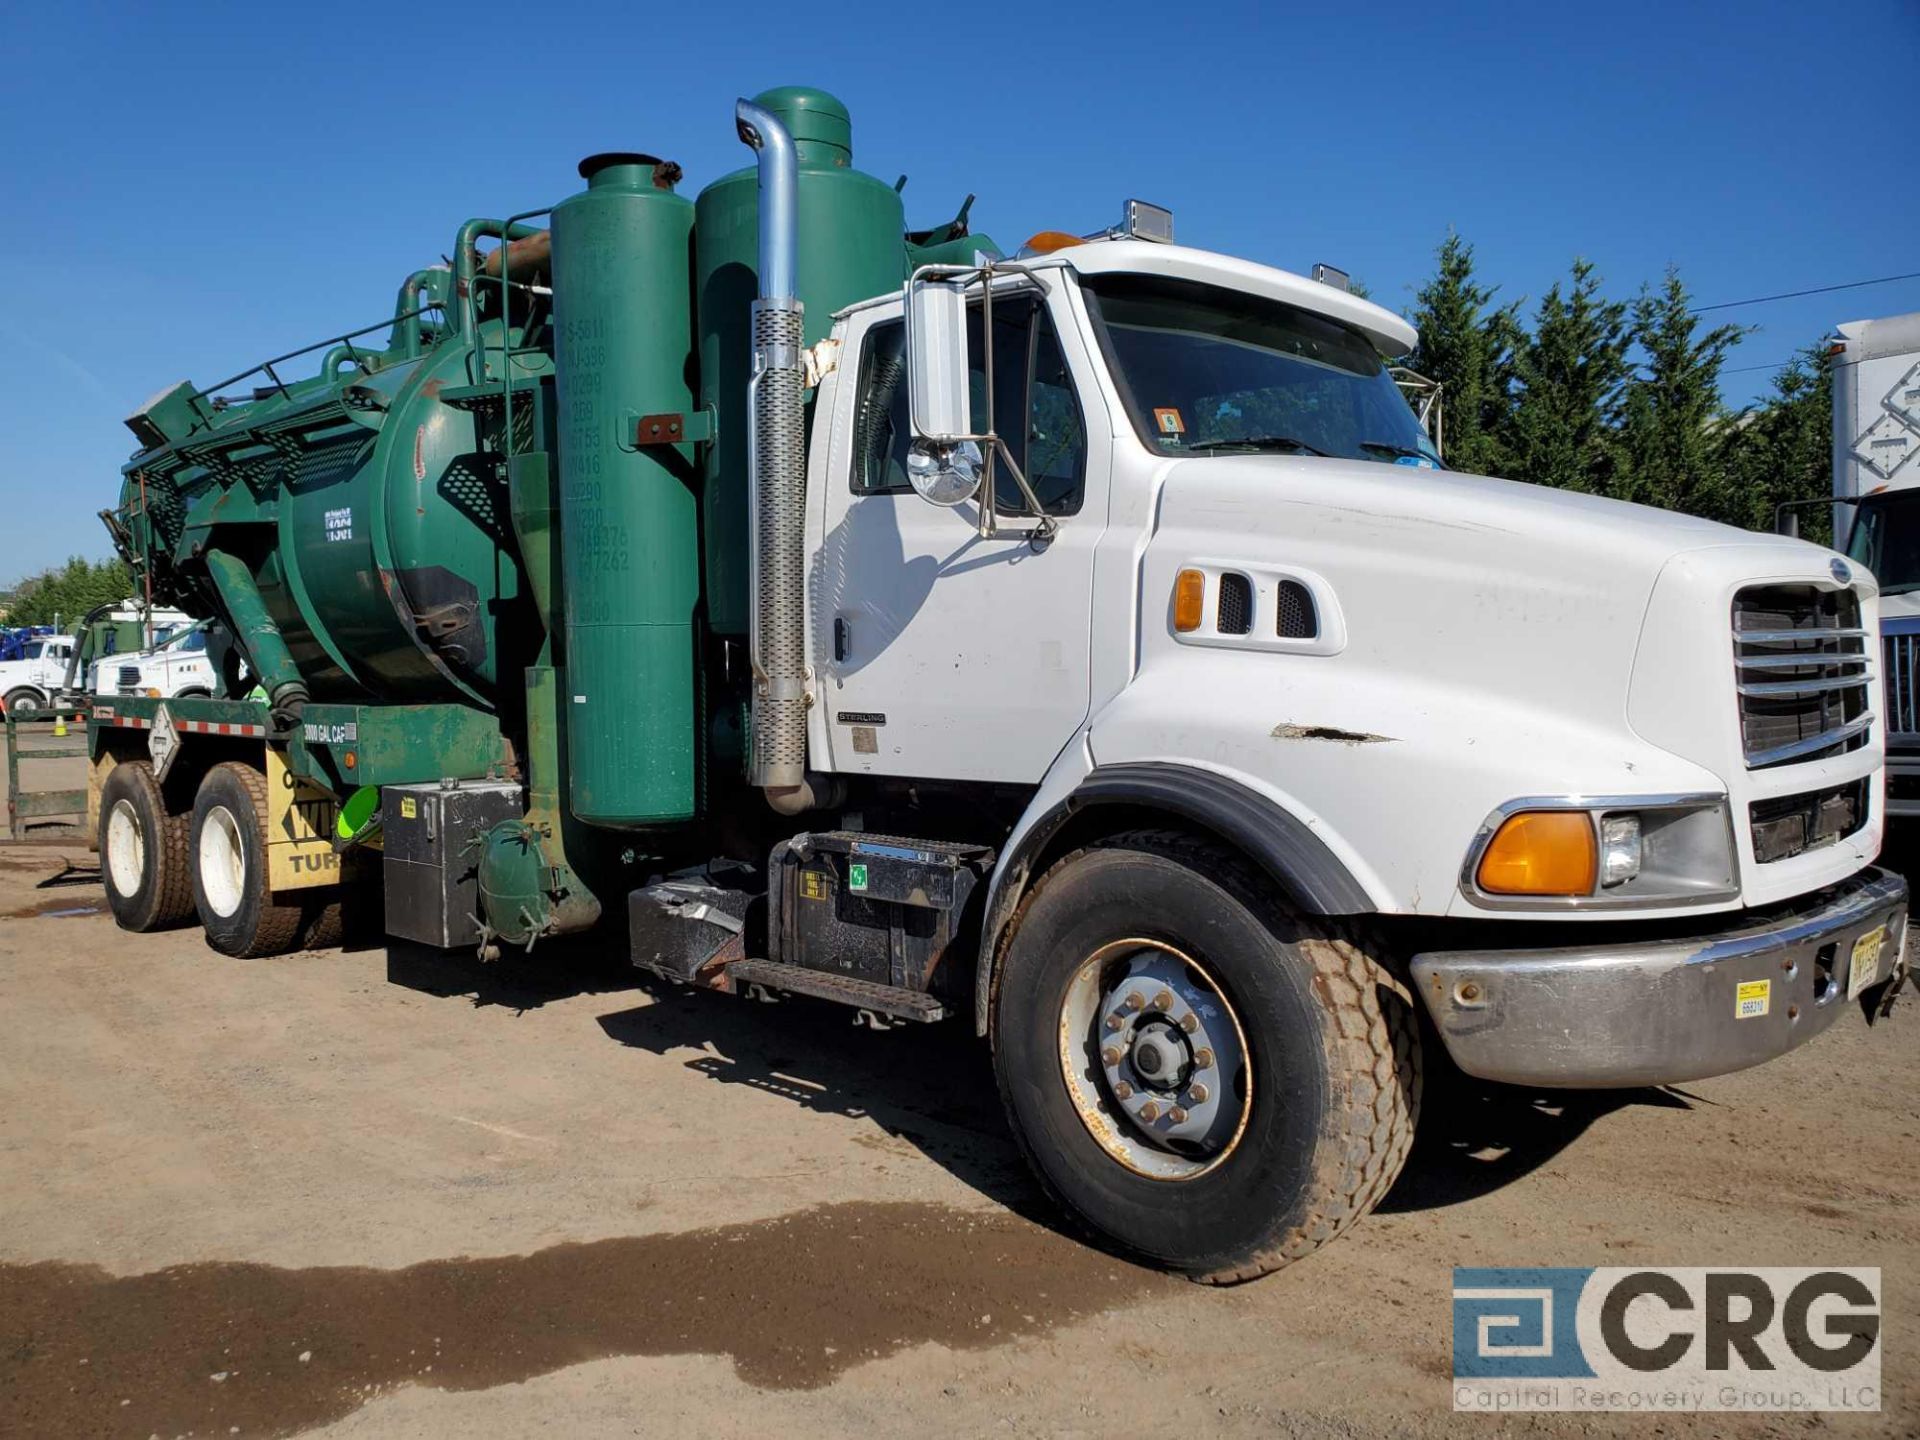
550 154 699 826
117 258 535 713
696 86 906 636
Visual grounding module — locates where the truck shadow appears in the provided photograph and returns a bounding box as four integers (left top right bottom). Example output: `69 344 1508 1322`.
380 940 1699 1227
595 981 1061 1231
1378 1076 1694 1214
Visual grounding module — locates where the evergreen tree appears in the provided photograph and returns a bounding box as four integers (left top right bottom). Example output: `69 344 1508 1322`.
1618 267 1746 518
1505 258 1630 493
1717 345 1835 542
4 556 133 629
1408 233 1517 476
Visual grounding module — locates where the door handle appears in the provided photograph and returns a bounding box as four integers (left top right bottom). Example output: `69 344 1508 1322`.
833 617 850 663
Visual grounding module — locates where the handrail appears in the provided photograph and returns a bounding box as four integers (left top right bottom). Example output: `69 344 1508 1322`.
455 217 547 340
194 303 445 413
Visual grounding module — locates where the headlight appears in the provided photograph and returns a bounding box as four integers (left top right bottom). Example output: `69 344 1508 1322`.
1464 794 1737 910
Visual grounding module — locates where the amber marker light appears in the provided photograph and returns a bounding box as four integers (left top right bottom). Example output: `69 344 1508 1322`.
1476 811 1597 896
1173 569 1207 632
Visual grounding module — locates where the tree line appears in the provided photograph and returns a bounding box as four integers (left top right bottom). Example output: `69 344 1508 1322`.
1403 235 1833 542
2 556 133 629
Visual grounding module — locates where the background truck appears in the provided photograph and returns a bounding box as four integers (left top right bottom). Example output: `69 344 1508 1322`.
86 618 225 702
87 86 1909 1282
1830 311 1920 817
0 633 76 715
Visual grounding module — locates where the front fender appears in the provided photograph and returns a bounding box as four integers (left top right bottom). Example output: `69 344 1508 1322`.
971 741 1375 1035
1086 647 1731 920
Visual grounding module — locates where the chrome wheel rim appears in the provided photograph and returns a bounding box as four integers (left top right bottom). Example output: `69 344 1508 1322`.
105 799 144 898
199 804 245 919
1056 937 1252 1180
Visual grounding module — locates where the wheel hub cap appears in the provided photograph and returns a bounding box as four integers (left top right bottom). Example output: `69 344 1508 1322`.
1058 939 1252 1180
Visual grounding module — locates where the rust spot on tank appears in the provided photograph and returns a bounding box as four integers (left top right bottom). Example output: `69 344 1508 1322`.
421 378 444 400
0 1202 1158 1437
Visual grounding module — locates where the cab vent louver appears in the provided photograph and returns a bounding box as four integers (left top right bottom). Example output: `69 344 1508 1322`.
1217 573 1252 635
1277 580 1318 639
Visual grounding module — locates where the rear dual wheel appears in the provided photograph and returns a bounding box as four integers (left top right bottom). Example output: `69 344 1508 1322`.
98 760 195 931
190 761 315 959
992 831 1421 1283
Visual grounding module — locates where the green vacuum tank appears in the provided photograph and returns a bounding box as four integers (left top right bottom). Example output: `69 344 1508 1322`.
550 154 699 827
695 86 907 637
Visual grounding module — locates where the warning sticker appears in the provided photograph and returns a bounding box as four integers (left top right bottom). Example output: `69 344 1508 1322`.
1735 978 1771 1019
848 862 869 893
400 796 417 820
800 869 830 902
1152 407 1185 437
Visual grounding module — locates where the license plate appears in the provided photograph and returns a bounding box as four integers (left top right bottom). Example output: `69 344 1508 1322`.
1848 926 1886 1000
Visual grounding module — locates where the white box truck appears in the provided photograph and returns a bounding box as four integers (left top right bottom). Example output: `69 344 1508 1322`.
1832 311 1920 815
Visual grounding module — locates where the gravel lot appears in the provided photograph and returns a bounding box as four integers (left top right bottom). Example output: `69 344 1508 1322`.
2 739 1916 1438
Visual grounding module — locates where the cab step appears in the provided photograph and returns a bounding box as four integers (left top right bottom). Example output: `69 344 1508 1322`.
724 958 948 1023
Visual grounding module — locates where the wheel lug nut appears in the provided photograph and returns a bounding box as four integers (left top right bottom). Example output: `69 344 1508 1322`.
1113 1081 1134 1100
1193 1047 1213 1069
1124 992 1145 1012
1179 1013 1199 1033
1105 1013 1125 1032
1153 990 1174 1012
1188 1082 1210 1103
1101 1045 1123 1067
1139 1100 1160 1122
1169 1106 1188 1124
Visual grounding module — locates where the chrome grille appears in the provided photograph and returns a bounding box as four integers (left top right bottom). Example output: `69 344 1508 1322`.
1732 586 1871 769
1885 628 1920 740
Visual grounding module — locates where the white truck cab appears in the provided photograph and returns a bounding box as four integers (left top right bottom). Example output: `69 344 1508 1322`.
0 636 77 714
808 236 1904 1113
89 620 220 701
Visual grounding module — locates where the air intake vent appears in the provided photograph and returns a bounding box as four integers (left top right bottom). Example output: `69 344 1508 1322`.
1217 573 1252 635
1277 580 1318 639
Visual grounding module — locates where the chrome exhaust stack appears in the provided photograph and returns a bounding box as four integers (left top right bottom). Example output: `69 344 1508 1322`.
735 98 811 802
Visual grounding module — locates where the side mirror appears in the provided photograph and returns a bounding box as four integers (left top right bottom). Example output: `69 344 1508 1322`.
906 275 969 440
903 275 981 506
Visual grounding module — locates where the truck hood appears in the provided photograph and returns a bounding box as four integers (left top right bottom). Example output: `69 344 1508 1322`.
1149 454 1842 769
1158 454 1762 565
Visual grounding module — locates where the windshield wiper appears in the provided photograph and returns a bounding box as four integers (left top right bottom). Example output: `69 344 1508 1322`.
1187 434 1329 457
1357 440 1436 463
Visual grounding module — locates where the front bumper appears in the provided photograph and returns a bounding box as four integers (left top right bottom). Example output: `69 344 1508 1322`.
1412 867 1909 1088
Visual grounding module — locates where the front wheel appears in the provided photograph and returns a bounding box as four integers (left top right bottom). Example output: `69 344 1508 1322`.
992 830 1421 1282
4 687 44 717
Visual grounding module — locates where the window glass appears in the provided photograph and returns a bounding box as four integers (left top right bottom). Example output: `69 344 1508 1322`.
1083 274 1438 468
22 641 42 659
850 296 1086 516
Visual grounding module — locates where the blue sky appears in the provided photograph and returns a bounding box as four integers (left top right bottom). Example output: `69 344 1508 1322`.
1 0 1915 583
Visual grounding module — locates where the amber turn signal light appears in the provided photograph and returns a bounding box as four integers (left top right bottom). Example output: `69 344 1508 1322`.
1476 810 1597 896
1173 569 1206 632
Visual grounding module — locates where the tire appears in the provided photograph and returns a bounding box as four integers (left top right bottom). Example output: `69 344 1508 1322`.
299 896 344 950
4 687 44 716
991 830 1421 1283
190 761 305 958
97 761 195 931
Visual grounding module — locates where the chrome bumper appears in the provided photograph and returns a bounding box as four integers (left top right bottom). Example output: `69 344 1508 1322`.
1412 867 1909 1088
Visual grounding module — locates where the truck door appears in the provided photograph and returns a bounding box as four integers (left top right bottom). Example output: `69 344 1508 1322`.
817 288 1107 782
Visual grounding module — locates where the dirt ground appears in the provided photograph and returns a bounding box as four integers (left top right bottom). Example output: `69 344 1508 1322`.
2 739 1916 1438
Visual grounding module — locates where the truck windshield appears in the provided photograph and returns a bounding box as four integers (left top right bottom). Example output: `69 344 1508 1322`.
1081 273 1441 468
1846 491 1920 595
